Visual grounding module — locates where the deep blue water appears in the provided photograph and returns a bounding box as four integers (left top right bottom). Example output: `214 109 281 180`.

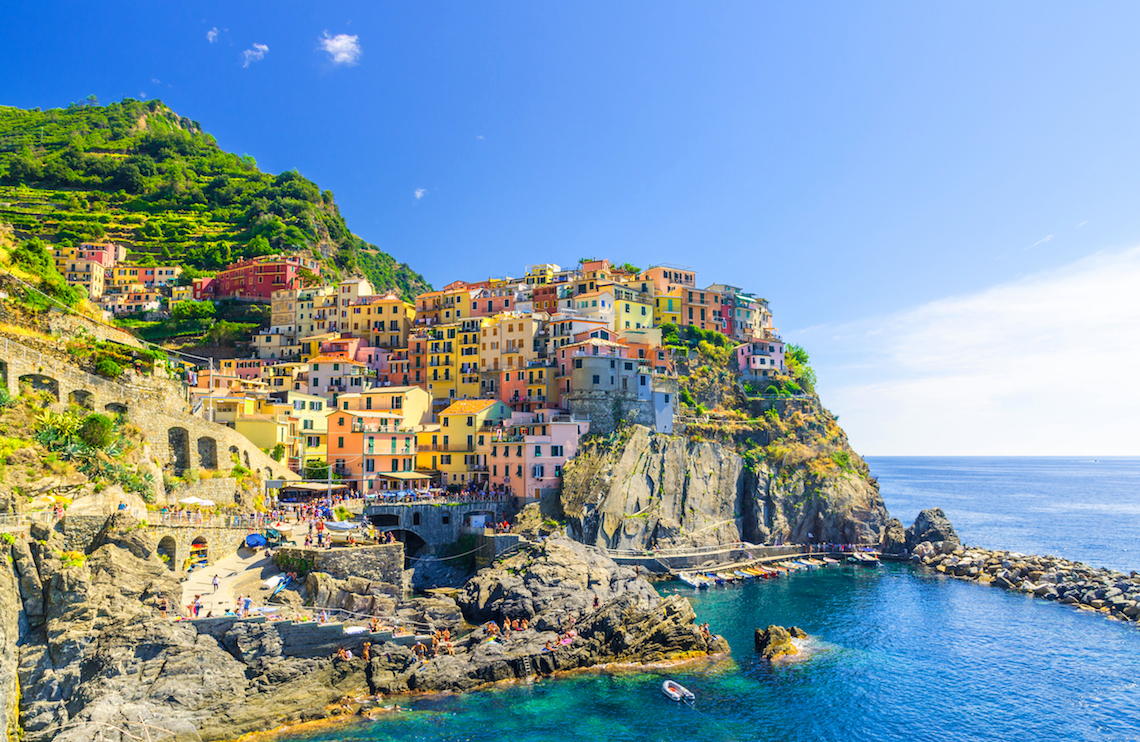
282 458 1140 742
868 456 1140 573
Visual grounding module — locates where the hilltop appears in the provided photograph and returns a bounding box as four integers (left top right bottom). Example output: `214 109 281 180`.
0 99 430 300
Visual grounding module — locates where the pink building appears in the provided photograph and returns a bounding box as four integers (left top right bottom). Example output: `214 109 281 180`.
469 286 519 317
735 338 786 379
481 409 590 502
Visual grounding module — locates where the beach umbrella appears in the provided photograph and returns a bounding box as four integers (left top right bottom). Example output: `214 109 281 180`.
178 496 204 505
197 499 216 507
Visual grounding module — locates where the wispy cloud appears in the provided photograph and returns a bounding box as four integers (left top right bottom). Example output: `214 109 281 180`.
1025 234 1054 250
1077 221 1088 228
207 27 218 43
151 78 160 85
414 189 427 200
476 135 484 140
319 32 361 65
802 247 1140 455
241 43 269 68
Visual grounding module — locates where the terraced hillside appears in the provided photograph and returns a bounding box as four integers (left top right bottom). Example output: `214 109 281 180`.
0 99 430 299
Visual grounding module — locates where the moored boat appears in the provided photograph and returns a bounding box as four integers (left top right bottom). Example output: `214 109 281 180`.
662 679 695 702
678 572 708 589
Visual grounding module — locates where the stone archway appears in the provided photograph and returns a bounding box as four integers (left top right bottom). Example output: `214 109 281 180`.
68 389 94 410
229 445 240 467
243 451 251 470
197 437 218 470
0 360 8 391
190 536 208 569
157 536 178 571
105 402 128 415
19 374 58 401
168 427 190 475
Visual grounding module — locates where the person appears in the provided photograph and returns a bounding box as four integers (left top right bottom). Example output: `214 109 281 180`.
212 574 220 593
543 641 553 652
320 610 330 624
593 595 600 609
192 595 202 618
362 642 372 661
158 595 168 619
243 595 252 616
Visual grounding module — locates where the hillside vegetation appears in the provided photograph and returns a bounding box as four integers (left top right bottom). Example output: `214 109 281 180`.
0 99 430 299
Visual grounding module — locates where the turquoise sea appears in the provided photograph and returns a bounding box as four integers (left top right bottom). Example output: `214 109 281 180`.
286 457 1140 742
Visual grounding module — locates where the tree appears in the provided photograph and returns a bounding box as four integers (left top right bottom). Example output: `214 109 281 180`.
170 300 216 320
78 413 114 449
85 94 99 107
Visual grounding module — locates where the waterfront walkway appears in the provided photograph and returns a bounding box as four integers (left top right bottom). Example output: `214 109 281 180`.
180 549 273 617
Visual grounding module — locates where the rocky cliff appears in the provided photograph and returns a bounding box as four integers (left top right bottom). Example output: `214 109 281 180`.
0 518 724 741
560 424 890 550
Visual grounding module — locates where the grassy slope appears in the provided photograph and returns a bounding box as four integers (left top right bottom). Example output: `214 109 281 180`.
0 99 431 301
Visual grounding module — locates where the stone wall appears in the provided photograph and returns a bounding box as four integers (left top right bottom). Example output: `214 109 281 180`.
0 334 297 484
362 501 508 552
567 389 657 436
148 523 250 572
163 478 250 509
276 543 404 584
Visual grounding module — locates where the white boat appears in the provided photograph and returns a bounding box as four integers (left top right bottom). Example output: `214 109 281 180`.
661 679 695 702
678 572 709 589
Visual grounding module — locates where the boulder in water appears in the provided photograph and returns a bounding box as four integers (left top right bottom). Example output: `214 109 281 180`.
905 508 960 552
754 625 798 659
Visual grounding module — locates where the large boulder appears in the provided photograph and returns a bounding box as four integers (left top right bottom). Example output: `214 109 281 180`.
905 508 960 552
880 518 907 554
754 625 799 660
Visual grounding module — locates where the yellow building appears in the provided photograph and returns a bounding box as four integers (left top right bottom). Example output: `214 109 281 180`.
336 386 433 430
612 285 654 331
353 292 415 349
234 413 292 460
479 312 545 374
415 282 479 325
430 399 512 485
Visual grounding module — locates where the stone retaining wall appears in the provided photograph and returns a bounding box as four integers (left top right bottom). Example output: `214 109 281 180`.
275 543 404 584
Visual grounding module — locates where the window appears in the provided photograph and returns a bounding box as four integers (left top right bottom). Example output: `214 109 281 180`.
534 445 542 457
624 362 633 371
554 465 562 477
443 417 449 427
302 419 313 430
338 416 345 427
365 459 375 472
442 512 450 525
467 416 474 426
441 455 451 465
413 512 421 526
551 445 564 457
337 436 344 448
592 374 600 385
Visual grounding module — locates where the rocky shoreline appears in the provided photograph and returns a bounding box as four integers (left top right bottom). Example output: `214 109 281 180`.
883 508 1140 626
0 516 726 742
912 545 1140 624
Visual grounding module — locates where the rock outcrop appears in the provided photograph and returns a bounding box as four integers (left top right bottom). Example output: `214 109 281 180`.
753 624 806 660
905 508 960 552
560 425 889 550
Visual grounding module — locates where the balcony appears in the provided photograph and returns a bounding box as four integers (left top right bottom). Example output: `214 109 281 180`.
423 443 475 452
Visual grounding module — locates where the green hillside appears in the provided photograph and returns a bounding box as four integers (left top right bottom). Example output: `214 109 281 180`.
0 98 430 300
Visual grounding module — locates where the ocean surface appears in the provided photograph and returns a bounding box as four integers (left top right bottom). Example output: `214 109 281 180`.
283 457 1140 742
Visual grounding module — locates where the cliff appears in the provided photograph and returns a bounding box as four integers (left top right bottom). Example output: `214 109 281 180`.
560 425 888 550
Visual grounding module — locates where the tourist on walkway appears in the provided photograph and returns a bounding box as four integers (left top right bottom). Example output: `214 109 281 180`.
191 595 202 618
212 574 220 593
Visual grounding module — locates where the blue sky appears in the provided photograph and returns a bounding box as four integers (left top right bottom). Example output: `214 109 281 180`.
3 1 1139 454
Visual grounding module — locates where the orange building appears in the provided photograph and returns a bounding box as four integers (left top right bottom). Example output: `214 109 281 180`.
326 409 420 493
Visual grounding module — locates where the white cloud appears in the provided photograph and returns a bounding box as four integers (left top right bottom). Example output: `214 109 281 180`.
318 32 361 65
151 78 160 84
476 135 484 140
1077 221 1088 228
241 43 269 68
414 189 427 200
207 27 218 43
1026 234 1054 250
802 247 1140 455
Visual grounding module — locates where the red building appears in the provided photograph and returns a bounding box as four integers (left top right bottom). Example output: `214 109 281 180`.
193 255 320 301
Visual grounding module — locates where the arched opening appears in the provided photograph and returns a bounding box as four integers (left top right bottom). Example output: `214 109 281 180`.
228 445 239 467
19 374 58 401
105 402 128 416
385 529 426 565
412 511 422 526
197 437 218 470
369 513 400 528
189 536 208 570
0 360 8 390
168 427 190 475
157 536 177 571
243 450 251 469
68 389 94 410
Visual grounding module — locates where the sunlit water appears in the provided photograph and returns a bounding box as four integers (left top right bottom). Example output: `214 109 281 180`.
282 458 1140 742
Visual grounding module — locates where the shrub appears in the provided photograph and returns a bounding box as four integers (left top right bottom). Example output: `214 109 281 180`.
95 358 123 378
78 413 114 449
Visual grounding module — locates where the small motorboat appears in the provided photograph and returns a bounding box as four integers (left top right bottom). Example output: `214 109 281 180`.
734 570 754 580
823 557 840 566
662 679 695 702
704 572 725 585
678 572 709 589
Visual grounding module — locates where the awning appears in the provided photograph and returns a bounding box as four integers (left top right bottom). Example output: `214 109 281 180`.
283 482 350 491
378 471 434 481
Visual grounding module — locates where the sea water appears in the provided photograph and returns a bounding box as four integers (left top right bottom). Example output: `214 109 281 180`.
285 457 1140 742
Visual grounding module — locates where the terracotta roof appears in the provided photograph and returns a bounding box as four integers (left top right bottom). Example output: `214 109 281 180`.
440 399 499 415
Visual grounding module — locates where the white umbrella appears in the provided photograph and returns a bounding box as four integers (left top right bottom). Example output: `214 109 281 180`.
197 499 216 507
179 496 204 505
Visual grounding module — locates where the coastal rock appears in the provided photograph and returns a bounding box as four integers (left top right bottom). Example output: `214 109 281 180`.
905 509 960 552
561 425 890 551
880 518 907 554
754 625 798 659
